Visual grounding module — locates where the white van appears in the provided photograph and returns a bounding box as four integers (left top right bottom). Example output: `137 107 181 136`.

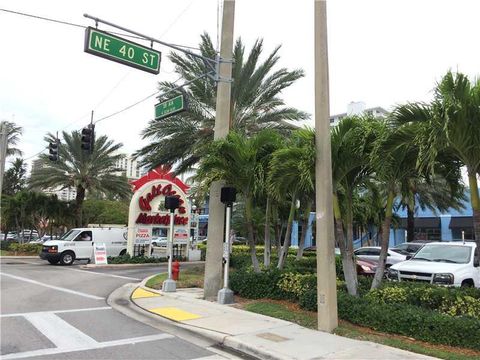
39 227 127 265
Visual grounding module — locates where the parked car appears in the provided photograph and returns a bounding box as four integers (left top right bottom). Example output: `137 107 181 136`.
356 258 378 276
391 242 425 256
354 246 407 267
388 241 479 287
151 236 168 247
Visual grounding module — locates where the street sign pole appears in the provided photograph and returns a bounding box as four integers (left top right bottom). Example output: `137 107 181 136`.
154 93 187 120
84 27 161 74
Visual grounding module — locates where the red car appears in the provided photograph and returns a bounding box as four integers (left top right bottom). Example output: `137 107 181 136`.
356 258 377 276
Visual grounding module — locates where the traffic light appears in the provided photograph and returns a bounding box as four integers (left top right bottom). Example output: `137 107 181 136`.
81 124 95 153
48 139 59 162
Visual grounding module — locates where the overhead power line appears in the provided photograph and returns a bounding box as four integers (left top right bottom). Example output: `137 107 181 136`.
0 7 202 51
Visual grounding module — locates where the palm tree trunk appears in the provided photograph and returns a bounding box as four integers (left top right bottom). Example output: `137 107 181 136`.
407 194 415 242
245 196 260 273
296 201 312 260
333 193 358 296
345 191 355 260
277 198 296 269
371 189 395 289
467 169 480 248
264 197 271 267
75 186 86 227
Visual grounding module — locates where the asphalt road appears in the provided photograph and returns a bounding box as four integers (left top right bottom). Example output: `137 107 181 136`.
0 257 242 360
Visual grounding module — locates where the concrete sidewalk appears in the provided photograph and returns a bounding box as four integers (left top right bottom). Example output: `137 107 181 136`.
130 282 436 360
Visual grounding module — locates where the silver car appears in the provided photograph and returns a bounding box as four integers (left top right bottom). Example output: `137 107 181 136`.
354 246 407 267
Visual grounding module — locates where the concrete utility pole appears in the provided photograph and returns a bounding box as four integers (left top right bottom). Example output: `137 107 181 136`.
0 121 8 198
314 0 338 332
203 0 236 299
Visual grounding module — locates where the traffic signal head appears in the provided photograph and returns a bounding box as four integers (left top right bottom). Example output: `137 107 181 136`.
48 140 59 162
81 125 95 153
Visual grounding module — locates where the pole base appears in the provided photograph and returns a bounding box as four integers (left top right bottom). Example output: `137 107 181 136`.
162 279 176 292
217 288 234 304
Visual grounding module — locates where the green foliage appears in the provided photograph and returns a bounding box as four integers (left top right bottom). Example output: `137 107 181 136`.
230 268 287 299
368 282 480 319
337 292 480 350
82 200 128 225
135 34 307 173
107 254 173 264
0 240 18 250
8 243 42 254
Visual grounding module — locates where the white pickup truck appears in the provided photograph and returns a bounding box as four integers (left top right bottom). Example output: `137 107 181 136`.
387 241 480 288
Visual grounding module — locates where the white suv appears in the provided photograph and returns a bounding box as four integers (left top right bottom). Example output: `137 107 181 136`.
388 242 480 287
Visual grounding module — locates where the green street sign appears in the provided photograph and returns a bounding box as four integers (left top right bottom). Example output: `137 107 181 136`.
155 94 187 120
84 27 161 74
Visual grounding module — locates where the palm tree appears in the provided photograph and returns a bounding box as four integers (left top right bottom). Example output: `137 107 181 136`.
29 131 131 226
2 158 27 195
391 103 466 242
369 120 421 289
1 121 23 157
424 72 480 247
330 116 378 295
195 129 284 272
268 128 315 269
135 34 308 173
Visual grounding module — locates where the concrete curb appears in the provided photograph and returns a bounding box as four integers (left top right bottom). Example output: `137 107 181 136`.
107 283 251 359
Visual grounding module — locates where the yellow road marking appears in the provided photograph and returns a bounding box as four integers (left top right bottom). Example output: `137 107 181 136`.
131 287 161 299
149 307 202 321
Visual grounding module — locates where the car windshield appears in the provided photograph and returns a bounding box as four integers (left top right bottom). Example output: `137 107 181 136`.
57 230 80 241
412 245 472 264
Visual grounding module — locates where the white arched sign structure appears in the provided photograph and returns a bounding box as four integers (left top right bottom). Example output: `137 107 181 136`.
126 166 190 256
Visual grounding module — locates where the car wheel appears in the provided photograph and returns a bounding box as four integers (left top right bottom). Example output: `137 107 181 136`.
461 279 474 288
60 251 75 266
47 259 59 265
119 249 126 256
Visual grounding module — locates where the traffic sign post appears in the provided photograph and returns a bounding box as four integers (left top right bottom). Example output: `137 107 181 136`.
154 94 187 120
84 27 161 74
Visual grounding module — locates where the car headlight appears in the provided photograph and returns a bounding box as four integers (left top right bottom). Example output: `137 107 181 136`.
433 273 454 285
387 268 399 280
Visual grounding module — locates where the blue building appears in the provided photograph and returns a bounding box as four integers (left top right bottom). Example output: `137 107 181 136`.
291 194 475 249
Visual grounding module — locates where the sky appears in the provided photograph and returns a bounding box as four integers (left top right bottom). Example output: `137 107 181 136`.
1 0 479 170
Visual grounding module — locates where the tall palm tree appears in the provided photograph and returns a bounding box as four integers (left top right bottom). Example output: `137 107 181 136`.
195 129 283 272
268 128 315 269
424 72 480 247
29 131 131 226
135 34 308 173
331 116 378 295
370 120 421 289
1 121 23 157
391 103 466 242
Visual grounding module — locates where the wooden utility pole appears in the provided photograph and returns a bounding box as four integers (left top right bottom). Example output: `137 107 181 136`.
314 0 338 332
203 0 236 299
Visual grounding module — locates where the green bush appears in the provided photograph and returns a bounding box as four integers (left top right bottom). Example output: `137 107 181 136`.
8 243 42 254
107 254 173 264
230 268 288 299
338 291 480 350
369 282 480 319
1 240 18 250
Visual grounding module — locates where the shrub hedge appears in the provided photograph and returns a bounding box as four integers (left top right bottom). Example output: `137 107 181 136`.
8 243 42 254
338 291 480 350
229 268 480 349
107 254 181 264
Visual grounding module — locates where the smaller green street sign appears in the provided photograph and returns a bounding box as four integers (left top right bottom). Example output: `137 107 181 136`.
84 27 161 74
155 94 187 120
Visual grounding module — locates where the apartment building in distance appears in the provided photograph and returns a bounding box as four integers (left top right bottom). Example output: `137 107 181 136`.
329 101 388 126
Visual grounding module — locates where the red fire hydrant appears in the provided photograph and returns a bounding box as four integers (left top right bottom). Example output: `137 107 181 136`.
172 260 180 280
